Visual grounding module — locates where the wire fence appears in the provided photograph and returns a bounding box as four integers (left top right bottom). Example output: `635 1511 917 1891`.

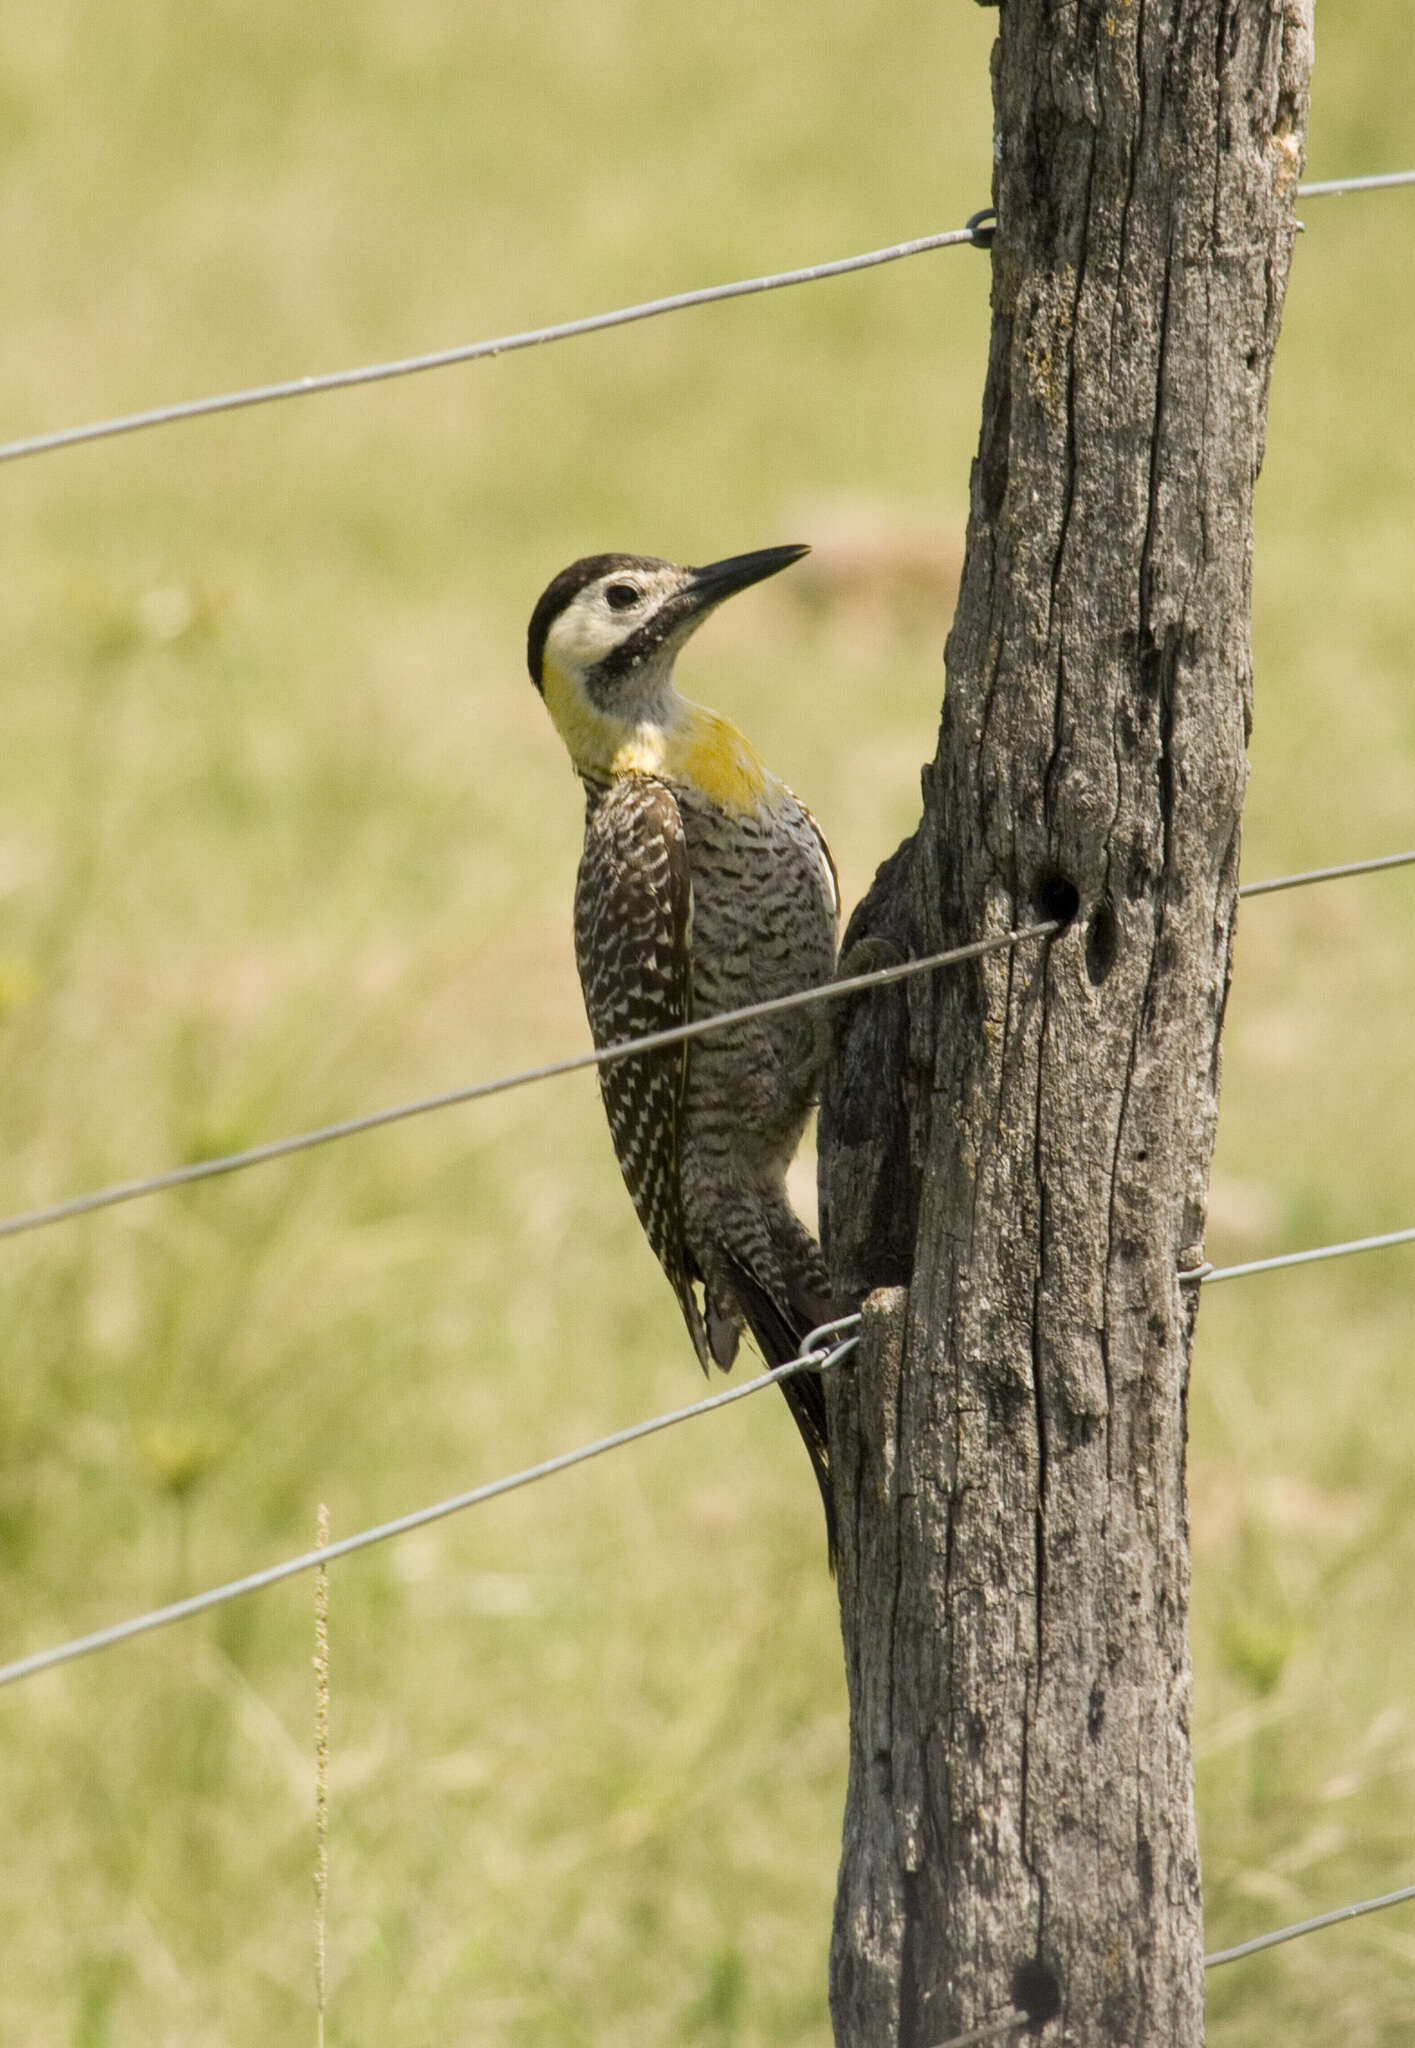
2 1195 1411 1701
1202 1879 1415 1968
0 1319 863 1692
1296 169 1415 197
0 219 993 466
2 846 1412 1248
0 170 1408 469
1192 1222 1415 1288
5 158 1414 2038
0 920 1057 1242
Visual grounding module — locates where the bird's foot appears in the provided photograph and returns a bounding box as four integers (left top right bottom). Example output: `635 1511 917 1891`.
836 934 906 983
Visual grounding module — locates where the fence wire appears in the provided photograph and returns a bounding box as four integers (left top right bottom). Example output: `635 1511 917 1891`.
0 922 1056 1242
0 1319 861 1693
1203 1879 1415 1967
0 170 1408 468
4 846 1413 1248
4 1190 1415 1698
1297 169 1415 197
0 220 990 467
1193 1223 1415 1288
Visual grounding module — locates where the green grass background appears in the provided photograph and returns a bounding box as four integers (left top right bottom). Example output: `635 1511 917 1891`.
1 2 1412 2041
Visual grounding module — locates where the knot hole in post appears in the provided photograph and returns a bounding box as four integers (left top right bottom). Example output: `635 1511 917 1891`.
1010 1954 1063 2032
1032 868 1080 931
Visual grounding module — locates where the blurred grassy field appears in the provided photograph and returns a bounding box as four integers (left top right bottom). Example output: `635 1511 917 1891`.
1 3 1412 2042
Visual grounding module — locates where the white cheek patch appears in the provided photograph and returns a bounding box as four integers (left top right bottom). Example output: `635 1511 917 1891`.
544 603 619 676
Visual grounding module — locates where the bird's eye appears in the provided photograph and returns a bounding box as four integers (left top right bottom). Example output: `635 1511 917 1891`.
603 582 642 611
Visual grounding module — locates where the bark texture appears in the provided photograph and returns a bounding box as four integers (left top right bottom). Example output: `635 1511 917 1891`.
819 1 1312 2042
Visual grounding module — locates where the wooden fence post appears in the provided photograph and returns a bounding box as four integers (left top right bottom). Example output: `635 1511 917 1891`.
820 2 1313 2039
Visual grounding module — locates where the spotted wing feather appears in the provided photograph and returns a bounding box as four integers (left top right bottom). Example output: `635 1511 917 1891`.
574 778 710 1368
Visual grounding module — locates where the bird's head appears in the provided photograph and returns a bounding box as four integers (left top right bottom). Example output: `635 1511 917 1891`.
526 545 808 776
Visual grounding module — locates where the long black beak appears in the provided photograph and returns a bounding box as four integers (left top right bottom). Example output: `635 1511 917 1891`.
687 544 810 610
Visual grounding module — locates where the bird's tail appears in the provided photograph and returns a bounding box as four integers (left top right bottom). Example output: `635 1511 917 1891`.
721 1250 838 1570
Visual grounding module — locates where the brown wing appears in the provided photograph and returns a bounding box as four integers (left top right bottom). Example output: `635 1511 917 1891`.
574 777 710 1369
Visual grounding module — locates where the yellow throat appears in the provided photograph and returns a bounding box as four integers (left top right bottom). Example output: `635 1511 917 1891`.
542 655 773 815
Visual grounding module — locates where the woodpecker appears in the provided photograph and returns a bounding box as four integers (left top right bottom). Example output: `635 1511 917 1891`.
527 545 839 1554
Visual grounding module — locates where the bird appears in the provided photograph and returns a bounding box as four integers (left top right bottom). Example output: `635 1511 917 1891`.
527 545 840 1555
